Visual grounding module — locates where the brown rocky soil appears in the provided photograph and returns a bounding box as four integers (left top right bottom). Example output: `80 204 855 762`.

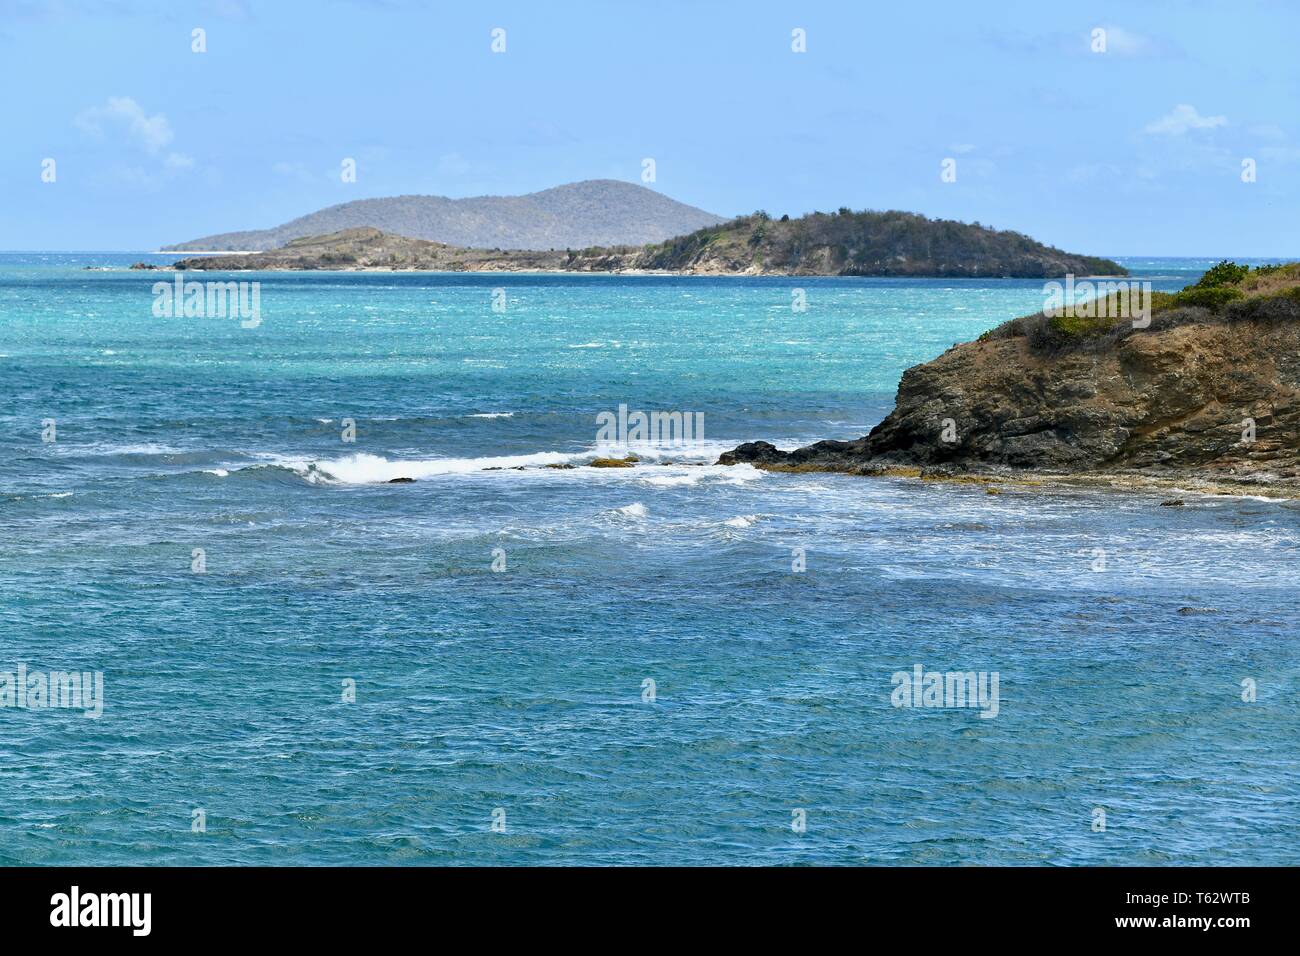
721 283 1300 495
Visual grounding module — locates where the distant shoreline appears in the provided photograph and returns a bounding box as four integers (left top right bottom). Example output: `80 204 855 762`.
162 212 1128 279
141 263 1133 279
153 249 258 256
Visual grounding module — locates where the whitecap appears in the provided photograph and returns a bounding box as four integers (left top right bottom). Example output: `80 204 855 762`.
242 444 760 487
65 442 186 457
716 464 765 485
640 473 703 487
268 450 577 485
590 438 735 464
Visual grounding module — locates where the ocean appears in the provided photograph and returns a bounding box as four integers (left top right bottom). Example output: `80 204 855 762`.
2 254 1297 865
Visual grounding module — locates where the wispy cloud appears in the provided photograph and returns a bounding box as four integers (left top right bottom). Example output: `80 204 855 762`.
73 95 194 186
986 24 1178 59
74 96 174 153
1144 104 1227 136
1092 25 1151 57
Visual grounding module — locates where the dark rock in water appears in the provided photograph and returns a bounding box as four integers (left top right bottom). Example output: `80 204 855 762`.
387 477 415 483
718 441 791 467
129 262 158 270
1160 499 1185 507
544 463 575 469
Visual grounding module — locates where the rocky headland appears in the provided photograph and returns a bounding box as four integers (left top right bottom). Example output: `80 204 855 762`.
720 262 1300 496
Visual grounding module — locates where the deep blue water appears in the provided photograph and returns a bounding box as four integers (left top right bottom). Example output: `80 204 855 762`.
2 254 1298 865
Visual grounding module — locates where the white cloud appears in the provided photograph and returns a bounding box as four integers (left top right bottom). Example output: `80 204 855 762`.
1098 26 1150 56
1144 104 1226 136
75 96 175 154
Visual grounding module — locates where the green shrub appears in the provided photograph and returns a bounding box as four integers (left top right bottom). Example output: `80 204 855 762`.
1194 260 1251 289
1167 285 1244 311
1047 312 1123 338
1149 291 1177 312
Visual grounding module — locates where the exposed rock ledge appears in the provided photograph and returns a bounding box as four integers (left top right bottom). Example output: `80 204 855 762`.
720 263 1300 496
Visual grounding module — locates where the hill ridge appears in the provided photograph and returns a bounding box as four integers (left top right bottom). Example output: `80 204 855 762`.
162 179 728 252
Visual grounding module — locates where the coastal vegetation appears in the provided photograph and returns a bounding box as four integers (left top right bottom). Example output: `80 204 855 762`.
986 260 1300 352
171 208 1123 279
634 209 1125 278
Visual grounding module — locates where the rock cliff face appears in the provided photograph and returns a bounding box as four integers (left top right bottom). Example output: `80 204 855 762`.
721 264 1300 489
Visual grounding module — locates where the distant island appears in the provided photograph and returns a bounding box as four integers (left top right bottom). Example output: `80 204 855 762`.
721 261 1300 494
165 209 1124 278
162 180 727 252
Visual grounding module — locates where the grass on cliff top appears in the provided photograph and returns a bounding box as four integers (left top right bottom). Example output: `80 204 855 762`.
982 260 1300 347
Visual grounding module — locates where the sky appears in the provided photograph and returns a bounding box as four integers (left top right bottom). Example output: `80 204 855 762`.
2 0 1298 255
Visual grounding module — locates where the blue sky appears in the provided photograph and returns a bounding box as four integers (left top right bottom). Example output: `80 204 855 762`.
3 0 1298 255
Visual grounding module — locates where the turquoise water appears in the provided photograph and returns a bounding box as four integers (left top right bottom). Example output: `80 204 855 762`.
2 254 1298 865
